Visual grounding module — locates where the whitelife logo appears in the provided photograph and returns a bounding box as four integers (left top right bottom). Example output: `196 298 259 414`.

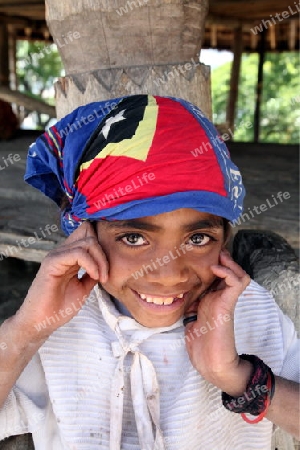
58 102 118 138
94 172 155 209
0 224 59 261
0 153 21 171
230 191 290 227
251 2 300 34
131 244 193 280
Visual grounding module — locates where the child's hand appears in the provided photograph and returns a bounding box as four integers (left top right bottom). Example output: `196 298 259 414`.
14 222 108 341
184 250 252 396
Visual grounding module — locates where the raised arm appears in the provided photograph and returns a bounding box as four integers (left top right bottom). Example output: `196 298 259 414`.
0 222 108 408
184 250 300 439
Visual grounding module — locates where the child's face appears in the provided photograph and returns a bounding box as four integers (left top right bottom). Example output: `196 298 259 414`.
96 208 226 328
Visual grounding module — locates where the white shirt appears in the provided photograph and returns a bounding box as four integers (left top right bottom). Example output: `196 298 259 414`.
0 280 299 449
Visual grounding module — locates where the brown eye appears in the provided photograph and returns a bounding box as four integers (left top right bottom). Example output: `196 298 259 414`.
189 233 211 246
120 233 147 246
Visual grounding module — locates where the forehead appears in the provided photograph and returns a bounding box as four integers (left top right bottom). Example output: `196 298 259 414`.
97 208 224 232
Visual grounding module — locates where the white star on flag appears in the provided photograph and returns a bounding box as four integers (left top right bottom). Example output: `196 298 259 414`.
100 110 126 139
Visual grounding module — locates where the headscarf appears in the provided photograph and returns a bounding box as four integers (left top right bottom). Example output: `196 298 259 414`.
25 95 245 235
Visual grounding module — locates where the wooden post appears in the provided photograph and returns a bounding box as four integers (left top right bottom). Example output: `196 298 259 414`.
254 28 266 143
45 0 211 119
226 27 243 132
7 25 17 90
269 26 276 51
288 20 297 50
0 23 9 87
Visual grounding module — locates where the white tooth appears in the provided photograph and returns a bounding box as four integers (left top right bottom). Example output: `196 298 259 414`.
139 294 178 305
152 297 164 305
177 293 184 299
163 298 174 305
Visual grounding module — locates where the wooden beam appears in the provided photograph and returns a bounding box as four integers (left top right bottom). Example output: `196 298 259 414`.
209 0 295 21
0 13 30 25
0 86 56 116
0 231 58 263
206 15 250 28
254 29 266 143
226 27 243 132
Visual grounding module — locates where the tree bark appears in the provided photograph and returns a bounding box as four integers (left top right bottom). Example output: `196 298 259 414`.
54 63 211 119
45 0 211 118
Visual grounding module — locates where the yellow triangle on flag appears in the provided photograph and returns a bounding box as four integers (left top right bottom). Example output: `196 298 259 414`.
80 96 158 172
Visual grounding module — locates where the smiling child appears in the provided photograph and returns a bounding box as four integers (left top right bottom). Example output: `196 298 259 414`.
0 95 298 449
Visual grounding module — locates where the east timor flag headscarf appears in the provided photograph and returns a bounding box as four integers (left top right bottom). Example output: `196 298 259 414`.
25 95 245 235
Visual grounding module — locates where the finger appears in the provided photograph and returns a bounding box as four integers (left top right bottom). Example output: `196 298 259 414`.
219 250 247 278
63 221 96 245
54 230 109 283
43 247 101 281
210 264 250 292
74 236 109 283
79 272 99 294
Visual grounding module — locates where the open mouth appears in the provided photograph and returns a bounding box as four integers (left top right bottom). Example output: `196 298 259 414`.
136 292 185 306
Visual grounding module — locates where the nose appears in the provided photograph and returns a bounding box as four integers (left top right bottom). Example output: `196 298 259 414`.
143 249 190 286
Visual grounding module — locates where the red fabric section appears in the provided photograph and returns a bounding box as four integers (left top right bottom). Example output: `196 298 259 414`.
76 96 226 214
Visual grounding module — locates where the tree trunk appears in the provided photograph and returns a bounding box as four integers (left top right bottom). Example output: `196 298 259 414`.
45 0 211 118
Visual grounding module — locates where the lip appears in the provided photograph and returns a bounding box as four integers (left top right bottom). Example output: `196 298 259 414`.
132 289 188 313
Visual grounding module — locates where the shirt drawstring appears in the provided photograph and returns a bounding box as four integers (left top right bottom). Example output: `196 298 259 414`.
110 339 165 450
95 285 181 450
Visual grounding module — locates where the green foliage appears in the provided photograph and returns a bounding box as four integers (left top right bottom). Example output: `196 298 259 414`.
16 40 63 127
211 52 300 144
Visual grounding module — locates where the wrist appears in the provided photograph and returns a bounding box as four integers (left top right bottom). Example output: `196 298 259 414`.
217 358 254 397
222 354 275 423
7 312 49 349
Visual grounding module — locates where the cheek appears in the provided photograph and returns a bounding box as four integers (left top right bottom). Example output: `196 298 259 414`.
190 246 222 277
103 247 138 286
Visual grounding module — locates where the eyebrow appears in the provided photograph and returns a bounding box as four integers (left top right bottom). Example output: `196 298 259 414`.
105 220 161 232
104 218 223 232
183 219 224 233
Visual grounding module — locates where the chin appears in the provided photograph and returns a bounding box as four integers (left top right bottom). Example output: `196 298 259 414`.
136 314 181 328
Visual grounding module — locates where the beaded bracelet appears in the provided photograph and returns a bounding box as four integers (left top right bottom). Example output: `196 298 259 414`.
222 354 275 424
